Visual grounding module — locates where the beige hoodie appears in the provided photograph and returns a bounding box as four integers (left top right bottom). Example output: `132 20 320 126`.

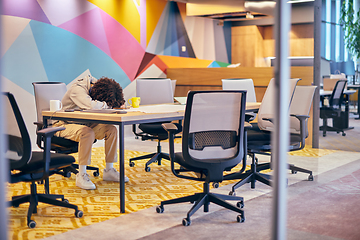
62 75 108 110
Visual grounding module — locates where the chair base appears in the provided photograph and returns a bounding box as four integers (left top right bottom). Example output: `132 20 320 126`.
156 182 245 226
320 116 346 137
226 153 314 194
9 182 82 228
129 141 170 172
319 125 346 137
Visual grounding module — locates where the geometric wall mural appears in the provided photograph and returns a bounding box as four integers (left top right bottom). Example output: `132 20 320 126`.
146 1 196 58
1 0 233 145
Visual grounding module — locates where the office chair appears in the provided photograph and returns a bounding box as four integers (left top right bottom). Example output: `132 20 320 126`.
225 79 316 194
157 90 247 226
32 82 99 177
320 80 347 137
129 78 182 172
222 78 257 122
4 92 83 228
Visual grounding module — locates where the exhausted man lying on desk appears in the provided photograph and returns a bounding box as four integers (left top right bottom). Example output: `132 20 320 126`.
53 75 127 190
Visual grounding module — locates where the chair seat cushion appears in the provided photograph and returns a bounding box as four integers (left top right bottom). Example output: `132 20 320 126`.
17 152 75 173
139 122 182 140
247 123 302 150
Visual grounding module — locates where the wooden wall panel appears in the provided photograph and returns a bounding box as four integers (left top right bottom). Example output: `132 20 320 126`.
232 23 314 66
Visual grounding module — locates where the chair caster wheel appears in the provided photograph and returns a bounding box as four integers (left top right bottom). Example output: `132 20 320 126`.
237 201 244 209
93 171 99 177
342 133 346 136
64 171 72 178
291 170 297 174
308 175 314 181
62 199 69 203
75 210 84 218
237 214 245 223
156 205 164 213
28 220 36 228
212 182 219 188
129 162 135 167
182 218 191 226
145 167 151 172
229 191 235 196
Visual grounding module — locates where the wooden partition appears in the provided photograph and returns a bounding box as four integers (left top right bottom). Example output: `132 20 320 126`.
167 66 314 145
168 66 313 99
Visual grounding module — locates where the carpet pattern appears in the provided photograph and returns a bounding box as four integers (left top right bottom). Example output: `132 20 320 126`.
7 148 243 240
7 147 335 240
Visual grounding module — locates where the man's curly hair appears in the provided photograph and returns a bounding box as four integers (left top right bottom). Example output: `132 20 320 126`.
90 77 125 108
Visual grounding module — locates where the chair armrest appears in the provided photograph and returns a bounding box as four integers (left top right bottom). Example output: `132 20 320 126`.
36 127 65 181
162 123 179 132
161 123 178 172
37 127 65 138
290 114 309 150
33 121 43 128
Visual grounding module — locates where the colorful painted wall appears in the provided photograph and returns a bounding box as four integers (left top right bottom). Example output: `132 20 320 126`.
1 0 232 145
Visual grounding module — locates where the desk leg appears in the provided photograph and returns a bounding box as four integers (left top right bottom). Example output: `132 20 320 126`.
357 89 360 120
119 123 125 213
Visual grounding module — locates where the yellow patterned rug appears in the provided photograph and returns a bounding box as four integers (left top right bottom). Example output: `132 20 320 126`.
7 147 334 239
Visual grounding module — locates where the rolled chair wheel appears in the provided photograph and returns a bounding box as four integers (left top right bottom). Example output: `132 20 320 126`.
229 191 236 196
145 167 151 172
156 205 164 213
308 175 314 181
129 162 135 167
237 214 245 223
212 182 219 188
75 210 84 218
182 218 191 226
93 171 100 177
28 220 36 229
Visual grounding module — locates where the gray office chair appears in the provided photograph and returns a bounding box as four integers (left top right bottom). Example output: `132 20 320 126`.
320 80 347 137
157 90 247 226
222 78 257 121
129 78 182 172
5 92 83 228
32 82 99 177
225 79 316 193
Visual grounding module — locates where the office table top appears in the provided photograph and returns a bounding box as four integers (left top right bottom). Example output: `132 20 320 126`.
42 102 262 123
319 89 356 96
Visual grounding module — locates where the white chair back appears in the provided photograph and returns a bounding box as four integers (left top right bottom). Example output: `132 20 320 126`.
32 82 67 122
136 78 174 105
222 78 256 102
257 78 300 131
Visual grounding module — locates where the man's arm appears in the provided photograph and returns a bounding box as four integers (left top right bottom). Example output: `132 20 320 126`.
68 86 108 110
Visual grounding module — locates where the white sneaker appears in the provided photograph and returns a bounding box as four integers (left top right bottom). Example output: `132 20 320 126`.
103 168 129 183
76 173 96 190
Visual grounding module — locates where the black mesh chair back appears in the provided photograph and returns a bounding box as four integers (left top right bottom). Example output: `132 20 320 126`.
5 92 32 170
329 80 346 108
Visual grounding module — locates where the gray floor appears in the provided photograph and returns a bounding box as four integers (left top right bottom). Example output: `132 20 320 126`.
44 126 360 240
